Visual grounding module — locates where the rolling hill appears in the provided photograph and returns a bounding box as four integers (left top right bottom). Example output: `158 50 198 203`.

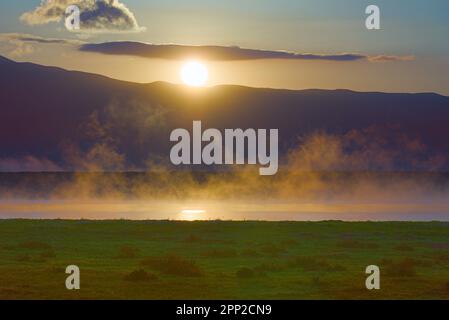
1 55 449 171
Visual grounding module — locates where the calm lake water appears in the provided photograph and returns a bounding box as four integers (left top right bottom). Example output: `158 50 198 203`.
1 199 449 221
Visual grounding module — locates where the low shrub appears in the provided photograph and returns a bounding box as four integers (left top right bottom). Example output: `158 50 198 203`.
201 249 237 258
241 249 260 257
394 244 414 252
39 250 56 259
385 258 417 277
16 255 31 262
236 267 255 279
185 235 202 243
117 245 139 259
140 254 203 277
124 269 157 282
259 244 286 256
288 256 345 272
337 239 378 249
18 241 52 250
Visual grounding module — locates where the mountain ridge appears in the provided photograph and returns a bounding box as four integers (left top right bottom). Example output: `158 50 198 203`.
1 55 449 171
0 55 447 97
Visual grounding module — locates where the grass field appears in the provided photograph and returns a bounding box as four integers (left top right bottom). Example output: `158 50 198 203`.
0 220 448 299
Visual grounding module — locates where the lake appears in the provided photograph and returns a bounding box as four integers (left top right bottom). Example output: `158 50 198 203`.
1 199 449 221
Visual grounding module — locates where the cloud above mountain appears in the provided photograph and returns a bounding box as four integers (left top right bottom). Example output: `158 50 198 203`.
0 33 82 45
0 33 83 57
1 32 414 63
368 55 415 62
79 41 414 62
20 0 143 33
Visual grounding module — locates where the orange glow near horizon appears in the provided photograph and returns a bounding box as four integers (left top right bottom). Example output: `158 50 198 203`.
180 209 207 221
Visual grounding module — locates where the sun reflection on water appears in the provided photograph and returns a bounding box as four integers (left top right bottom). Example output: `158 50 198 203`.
179 209 207 221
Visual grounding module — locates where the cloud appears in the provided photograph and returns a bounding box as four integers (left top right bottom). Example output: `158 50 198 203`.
0 33 83 45
368 55 415 62
79 42 366 61
79 41 414 62
1 33 414 63
0 33 37 57
20 0 144 33
0 33 82 57
1 40 35 58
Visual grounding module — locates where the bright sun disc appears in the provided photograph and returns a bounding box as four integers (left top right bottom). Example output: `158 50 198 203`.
181 61 208 87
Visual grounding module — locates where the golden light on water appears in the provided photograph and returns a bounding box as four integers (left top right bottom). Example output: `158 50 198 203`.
1 200 448 221
180 209 207 221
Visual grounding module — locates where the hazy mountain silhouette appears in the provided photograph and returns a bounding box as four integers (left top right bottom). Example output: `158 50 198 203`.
1 55 449 171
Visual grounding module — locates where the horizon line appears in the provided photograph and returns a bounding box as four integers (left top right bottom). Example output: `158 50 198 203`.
1 54 447 97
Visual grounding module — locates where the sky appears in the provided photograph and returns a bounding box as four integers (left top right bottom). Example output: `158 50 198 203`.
0 0 448 94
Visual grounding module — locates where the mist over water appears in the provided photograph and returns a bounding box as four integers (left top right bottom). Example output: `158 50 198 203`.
1 130 449 221
1 170 449 221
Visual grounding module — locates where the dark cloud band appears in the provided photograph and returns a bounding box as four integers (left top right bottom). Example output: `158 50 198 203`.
79 42 367 62
79 41 414 62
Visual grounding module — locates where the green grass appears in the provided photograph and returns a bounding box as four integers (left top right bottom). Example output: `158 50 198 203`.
0 220 448 299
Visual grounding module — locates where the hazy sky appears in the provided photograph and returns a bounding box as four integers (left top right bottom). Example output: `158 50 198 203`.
1 0 448 94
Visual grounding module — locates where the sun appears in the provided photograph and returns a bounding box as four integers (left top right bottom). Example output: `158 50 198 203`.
181 61 208 87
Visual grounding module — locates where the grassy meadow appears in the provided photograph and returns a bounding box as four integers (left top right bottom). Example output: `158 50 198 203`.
0 220 448 299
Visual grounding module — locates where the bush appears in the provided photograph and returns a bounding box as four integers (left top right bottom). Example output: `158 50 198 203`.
185 235 202 243
394 244 414 252
433 252 449 264
124 269 157 282
253 263 284 273
18 241 52 250
201 249 237 258
16 255 31 262
117 245 139 259
444 282 449 293
241 249 260 257
39 250 56 259
259 243 286 256
140 254 204 277
288 256 345 272
337 239 378 249
385 258 417 277
236 267 255 279
311 276 322 286
280 239 298 247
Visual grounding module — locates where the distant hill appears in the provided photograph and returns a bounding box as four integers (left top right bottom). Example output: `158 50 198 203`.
1 55 449 171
